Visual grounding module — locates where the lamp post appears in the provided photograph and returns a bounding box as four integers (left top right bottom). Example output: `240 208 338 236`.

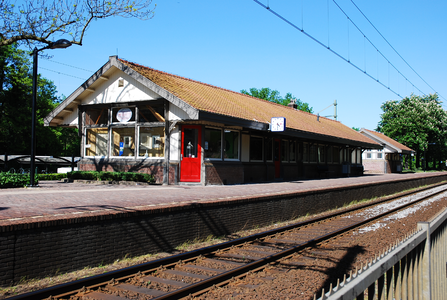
30 39 72 187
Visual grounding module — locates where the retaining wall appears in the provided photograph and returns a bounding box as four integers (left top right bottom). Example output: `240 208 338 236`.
1 174 447 286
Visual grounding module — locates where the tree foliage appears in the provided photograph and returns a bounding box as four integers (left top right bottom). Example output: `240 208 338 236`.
241 87 313 113
0 44 80 157
377 94 447 169
0 0 156 49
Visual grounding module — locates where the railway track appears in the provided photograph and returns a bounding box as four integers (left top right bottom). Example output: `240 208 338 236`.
8 183 447 300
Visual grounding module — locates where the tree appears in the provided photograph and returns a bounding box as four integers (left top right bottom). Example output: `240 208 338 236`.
377 94 447 169
241 87 313 113
0 0 156 48
0 44 80 157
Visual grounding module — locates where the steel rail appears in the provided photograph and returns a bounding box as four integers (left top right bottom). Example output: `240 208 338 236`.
151 184 447 299
7 183 447 300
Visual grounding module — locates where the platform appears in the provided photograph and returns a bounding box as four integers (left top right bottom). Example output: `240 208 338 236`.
1 172 446 225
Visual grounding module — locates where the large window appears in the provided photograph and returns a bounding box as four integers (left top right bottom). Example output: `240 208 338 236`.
112 127 135 157
318 145 325 163
138 105 165 122
224 130 239 159
250 136 263 161
281 140 288 162
204 128 222 158
309 144 317 163
138 127 165 157
83 102 165 158
333 146 340 163
327 146 333 163
204 128 222 159
265 138 273 161
303 143 309 162
204 128 240 160
289 141 296 162
85 128 108 156
85 107 108 126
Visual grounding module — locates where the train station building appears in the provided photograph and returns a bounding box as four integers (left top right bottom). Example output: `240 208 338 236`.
360 128 415 174
45 56 381 185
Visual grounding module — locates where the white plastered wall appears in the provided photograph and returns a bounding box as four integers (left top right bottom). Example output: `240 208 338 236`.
60 110 79 127
169 102 191 121
169 127 180 162
81 70 160 105
60 68 162 127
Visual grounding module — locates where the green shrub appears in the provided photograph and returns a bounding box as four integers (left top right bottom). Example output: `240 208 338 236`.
68 171 98 180
67 171 155 183
0 172 37 188
38 173 67 181
98 171 121 181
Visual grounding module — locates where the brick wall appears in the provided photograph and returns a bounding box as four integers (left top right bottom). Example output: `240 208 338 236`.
363 160 386 174
205 162 244 185
79 158 169 184
1 174 446 286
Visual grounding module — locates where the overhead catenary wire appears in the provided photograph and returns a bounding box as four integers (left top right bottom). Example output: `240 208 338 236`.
254 0 437 101
41 57 94 73
331 0 425 96
40 67 87 81
350 0 445 101
255 0 402 98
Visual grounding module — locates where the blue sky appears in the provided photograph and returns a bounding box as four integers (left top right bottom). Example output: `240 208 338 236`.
37 0 447 131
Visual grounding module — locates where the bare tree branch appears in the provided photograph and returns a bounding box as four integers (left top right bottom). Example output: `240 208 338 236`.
0 0 156 48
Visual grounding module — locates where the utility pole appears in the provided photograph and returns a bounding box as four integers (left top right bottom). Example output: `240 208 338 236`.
316 100 337 121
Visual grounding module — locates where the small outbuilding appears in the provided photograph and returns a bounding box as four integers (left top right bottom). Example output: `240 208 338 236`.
45 56 381 184
360 128 414 173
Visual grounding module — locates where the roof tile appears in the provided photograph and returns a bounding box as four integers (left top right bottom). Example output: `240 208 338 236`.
363 129 414 152
120 59 379 146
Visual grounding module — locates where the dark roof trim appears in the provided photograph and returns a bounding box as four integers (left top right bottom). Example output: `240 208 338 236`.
200 111 382 149
359 129 413 153
199 111 268 131
112 57 198 120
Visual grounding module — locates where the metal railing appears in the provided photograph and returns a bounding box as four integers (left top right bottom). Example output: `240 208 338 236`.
317 208 447 300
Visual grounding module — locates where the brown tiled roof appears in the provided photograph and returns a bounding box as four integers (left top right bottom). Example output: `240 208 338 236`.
363 129 414 152
120 59 379 146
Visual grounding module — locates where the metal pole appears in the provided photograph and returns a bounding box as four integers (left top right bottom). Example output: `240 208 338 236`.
30 48 38 187
28 39 72 187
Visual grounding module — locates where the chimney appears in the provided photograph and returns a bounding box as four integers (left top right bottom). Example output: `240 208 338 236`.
288 98 297 109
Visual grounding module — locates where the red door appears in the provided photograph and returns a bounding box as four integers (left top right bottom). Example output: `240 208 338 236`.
180 125 202 182
274 139 281 178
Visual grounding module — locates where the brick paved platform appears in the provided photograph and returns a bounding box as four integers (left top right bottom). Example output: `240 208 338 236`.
1 172 446 226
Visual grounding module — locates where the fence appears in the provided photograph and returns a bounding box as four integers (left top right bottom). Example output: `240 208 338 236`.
0 154 80 173
317 208 447 300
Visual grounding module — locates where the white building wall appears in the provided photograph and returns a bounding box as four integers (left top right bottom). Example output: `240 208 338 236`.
169 127 180 161
82 71 160 105
61 110 79 127
169 103 191 121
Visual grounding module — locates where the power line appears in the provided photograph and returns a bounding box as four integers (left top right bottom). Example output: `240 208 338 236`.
41 57 94 73
331 0 425 96
350 0 444 101
40 67 87 81
252 0 433 100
